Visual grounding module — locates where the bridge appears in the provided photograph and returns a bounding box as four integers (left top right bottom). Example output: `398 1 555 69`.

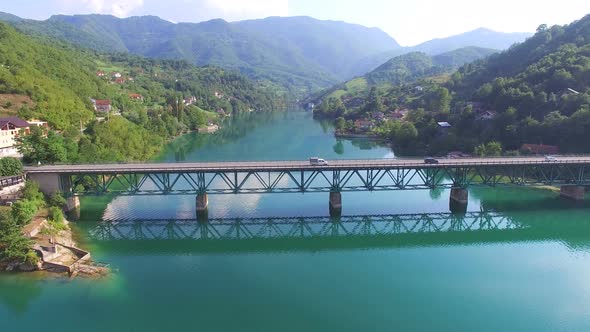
24 156 590 218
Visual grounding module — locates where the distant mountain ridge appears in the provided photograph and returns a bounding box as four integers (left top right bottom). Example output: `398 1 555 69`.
316 47 497 99
0 13 402 95
355 28 532 76
0 12 531 95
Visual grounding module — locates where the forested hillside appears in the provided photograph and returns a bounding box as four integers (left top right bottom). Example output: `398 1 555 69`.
0 13 401 95
312 14 590 155
0 22 283 162
311 47 496 109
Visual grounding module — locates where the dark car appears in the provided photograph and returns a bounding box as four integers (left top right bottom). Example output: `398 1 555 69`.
424 157 439 164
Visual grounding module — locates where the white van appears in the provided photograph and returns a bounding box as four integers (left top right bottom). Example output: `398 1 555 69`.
309 157 328 165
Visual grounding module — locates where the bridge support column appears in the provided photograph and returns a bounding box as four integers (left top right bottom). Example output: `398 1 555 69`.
449 187 468 214
329 191 342 218
26 173 61 196
63 196 80 221
560 185 585 201
196 193 209 222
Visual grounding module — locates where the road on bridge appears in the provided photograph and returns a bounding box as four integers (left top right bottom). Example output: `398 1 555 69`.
23 156 590 174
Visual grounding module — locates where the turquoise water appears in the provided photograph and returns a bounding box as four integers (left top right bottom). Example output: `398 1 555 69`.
2 111 590 331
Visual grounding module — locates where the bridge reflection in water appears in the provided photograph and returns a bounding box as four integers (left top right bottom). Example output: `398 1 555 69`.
88 212 538 248
86 208 590 253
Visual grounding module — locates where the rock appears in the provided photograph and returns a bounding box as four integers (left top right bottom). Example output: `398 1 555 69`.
18 262 38 272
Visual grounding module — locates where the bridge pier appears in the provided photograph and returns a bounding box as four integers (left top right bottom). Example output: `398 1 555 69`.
449 187 468 214
329 192 342 217
196 193 209 222
560 185 585 201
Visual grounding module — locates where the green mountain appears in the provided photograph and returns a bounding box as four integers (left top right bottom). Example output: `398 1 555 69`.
0 13 401 95
316 14 590 155
442 14 590 151
312 47 496 105
354 29 531 76
0 22 283 162
432 46 499 67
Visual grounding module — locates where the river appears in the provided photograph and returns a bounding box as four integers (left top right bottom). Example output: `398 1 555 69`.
2 111 590 331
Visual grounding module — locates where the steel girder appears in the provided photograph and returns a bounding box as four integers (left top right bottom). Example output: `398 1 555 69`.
60 164 590 196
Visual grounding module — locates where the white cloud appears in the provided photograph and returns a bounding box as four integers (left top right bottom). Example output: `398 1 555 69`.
203 0 289 21
58 0 145 17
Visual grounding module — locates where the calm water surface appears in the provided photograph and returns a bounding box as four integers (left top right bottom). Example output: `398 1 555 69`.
2 111 590 331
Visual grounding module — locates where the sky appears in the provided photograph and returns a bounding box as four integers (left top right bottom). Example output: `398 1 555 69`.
1 0 590 45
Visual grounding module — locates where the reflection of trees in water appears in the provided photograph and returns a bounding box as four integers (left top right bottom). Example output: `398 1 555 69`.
165 112 279 159
319 120 332 134
349 138 383 150
429 188 443 200
333 140 344 155
0 277 43 315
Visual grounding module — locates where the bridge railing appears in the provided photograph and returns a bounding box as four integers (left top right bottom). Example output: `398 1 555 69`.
0 174 25 189
22 156 590 170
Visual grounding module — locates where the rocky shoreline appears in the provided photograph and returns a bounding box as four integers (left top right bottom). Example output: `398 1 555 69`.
3 211 109 279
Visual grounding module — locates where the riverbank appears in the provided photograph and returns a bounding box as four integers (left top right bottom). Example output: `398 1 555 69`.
2 208 109 278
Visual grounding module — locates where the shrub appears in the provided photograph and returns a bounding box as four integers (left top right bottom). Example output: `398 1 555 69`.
24 250 39 265
22 181 45 208
0 158 23 176
48 206 64 224
11 200 37 226
48 192 67 208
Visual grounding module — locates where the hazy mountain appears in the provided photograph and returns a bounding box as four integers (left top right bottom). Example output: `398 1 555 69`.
312 47 496 104
411 28 532 55
0 13 401 95
361 47 497 86
432 46 498 67
354 29 531 76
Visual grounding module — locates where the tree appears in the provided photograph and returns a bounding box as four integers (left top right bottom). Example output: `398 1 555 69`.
335 117 346 131
426 86 451 114
537 24 548 33
364 87 384 114
0 218 35 264
395 122 418 146
0 158 23 176
474 141 503 157
15 127 68 164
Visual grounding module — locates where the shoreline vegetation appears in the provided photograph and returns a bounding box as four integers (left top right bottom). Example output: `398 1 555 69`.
0 178 108 279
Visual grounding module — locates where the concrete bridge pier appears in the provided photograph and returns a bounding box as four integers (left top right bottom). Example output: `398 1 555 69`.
560 185 586 201
196 193 209 222
329 191 342 218
449 187 468 214
65 196 81 220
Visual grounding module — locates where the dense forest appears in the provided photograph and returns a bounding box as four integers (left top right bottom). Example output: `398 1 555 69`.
0 13 534 97
313 14 590 155
311 47 496 105
0 22 284 163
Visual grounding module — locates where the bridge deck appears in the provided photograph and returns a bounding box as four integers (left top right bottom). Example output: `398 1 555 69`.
23 156 590 174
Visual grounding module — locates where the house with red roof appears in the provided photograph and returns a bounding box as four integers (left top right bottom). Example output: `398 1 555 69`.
129 93 144 102
520 144 559 155
91 99 112 113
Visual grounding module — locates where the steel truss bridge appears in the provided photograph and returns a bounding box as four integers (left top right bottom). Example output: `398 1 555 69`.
24 157 590 196
90 212 524 242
